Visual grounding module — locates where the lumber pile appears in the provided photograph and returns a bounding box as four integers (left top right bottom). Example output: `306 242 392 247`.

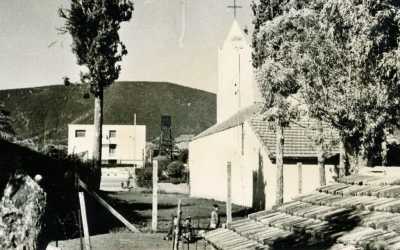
204 175 400 250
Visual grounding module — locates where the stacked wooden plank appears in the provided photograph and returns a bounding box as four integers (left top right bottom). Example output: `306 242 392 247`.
204 228 266 250
204 177 400 250
337 175 400 186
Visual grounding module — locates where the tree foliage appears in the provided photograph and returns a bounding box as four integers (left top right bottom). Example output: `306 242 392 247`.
298 0 400 166
252 2 306 128
166 160 185 179
0 105 15 140
253 0 400 169
59 0 134 95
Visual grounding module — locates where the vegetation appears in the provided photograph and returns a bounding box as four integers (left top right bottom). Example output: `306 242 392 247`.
299 0 400 171
136 158 187 188
252 0 302 205
135 166 154 188
0 82 216 147
252 0 400 181
0 104 15 140
59 0 134 188
166 161 185 179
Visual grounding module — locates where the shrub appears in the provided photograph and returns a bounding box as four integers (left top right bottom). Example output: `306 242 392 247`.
178 149 188 164
166 160 185 179
135 167 153 188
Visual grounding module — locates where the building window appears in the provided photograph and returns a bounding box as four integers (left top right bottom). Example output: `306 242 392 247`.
109 130 116 138
108 159 117 165
109 144 116 155
75 130 86 138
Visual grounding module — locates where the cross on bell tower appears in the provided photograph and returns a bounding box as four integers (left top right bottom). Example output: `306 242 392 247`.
227 0 242 19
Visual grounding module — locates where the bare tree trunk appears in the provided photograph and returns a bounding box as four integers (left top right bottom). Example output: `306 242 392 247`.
339 138 346 178
275 122 284 206
92 89 103 189
317 122 326 186
318 150 326 186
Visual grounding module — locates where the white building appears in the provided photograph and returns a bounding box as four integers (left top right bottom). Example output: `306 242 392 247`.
189 20 339 209
68 124 146 168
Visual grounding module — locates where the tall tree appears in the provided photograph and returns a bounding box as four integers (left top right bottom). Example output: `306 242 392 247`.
254 0 400 176
252 0 303 205
60 0 134 188
296 0 400 171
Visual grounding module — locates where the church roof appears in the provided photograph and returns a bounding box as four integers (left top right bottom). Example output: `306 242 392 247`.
222 19 250 48
249 114 339 159
204 173 400 250
192 103 339 159
193 103 263 140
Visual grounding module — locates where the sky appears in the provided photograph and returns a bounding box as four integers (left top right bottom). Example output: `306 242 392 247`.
0 0 253 93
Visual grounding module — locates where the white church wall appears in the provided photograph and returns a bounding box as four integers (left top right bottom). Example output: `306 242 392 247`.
189 128 235 204
281 163 336 203
302 164 336 194
243 122 276 210
189 123 266 207
189 122 337 209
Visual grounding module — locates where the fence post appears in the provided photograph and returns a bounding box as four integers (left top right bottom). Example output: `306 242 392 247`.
78 192 91 250
226 161 232 225
173 199 182 250
152 159 158 232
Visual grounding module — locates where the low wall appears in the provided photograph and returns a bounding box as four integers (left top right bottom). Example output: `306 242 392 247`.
101 167 134 178
158 183 189 194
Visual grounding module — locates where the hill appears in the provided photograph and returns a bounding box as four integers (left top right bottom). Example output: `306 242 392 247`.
0 81 216 146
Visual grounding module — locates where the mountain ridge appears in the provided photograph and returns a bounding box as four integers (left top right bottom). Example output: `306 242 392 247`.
0 81 216 146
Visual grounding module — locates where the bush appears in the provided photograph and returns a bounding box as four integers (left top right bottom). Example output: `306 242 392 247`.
135 167 153 188
166 160 185 179
154 155 171 172
178 149 188 164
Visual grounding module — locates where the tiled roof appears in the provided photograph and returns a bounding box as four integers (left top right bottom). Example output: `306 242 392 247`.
192 103 339 158
249 115 339 158
204 174 400 250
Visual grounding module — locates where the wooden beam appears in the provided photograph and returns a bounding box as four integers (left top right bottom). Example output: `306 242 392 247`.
79 179 141 233
78 192 91 250
173 199 182 250
152 159 158 232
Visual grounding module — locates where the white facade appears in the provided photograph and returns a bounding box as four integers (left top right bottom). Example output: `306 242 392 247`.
189 20 338 209
68 124 146 167
217 20 261 123
189 121 335 209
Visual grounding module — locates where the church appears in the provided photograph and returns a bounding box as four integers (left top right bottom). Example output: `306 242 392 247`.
188 20 339 210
